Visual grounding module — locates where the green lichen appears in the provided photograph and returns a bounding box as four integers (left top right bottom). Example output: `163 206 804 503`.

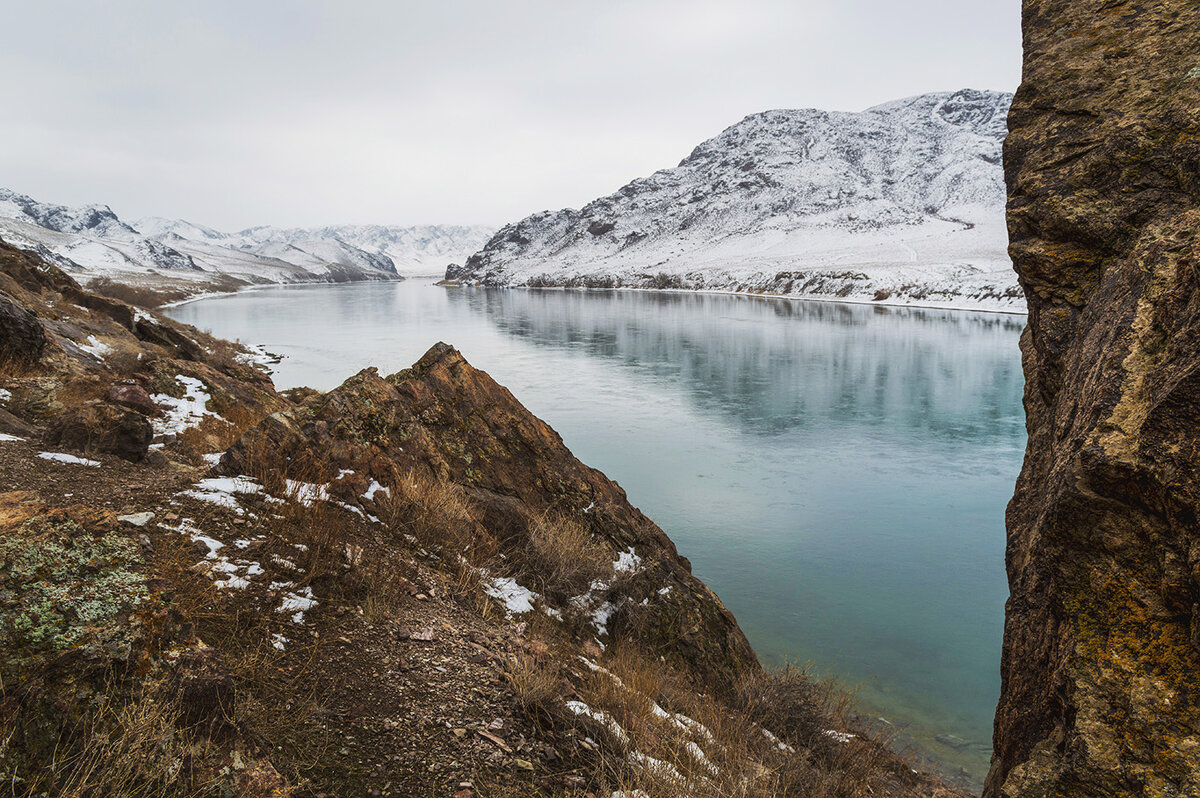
0 516 150 681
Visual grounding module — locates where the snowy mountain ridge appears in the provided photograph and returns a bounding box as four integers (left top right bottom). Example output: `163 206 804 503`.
449 89 1023 312
0 187 494 300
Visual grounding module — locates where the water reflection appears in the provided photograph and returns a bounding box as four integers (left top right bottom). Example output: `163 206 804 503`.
449 287 1024 443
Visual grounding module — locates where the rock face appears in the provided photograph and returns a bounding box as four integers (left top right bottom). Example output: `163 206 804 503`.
45 400 154 462
222 342 759 693
0 291 45 365
988 2 1200 796
450 90 1022 311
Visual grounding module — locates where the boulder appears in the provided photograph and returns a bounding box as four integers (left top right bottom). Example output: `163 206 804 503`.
45 400 153 462
107 382 159 416
0 290 45 365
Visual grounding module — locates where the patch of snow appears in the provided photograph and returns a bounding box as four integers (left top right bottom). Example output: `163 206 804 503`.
278 586 317 623
761 727 795 752
78 335 112 359
284 479 329 507
685 740 720 776
244 562 264 576
583 501 595 514
0 433 25 442
823 729 855 744
38 451 100 466
613 547 642 574
564 700 630 745
627 751 685 783
271 633 288 651
151 375 219 436
202 452 222 465
363 480 389 501
484 576 539 616
270 554 300 571
0 388 11 402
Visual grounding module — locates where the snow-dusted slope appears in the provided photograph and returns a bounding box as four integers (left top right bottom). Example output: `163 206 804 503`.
0 187 494 300
234 224 495 277
450 89 1022 312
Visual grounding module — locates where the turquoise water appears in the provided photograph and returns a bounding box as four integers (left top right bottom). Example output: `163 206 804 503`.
167 281 1025 787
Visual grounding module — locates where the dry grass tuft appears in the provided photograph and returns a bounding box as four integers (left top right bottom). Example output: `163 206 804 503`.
376 469 479 557
503 654 564 719
520 513 612 603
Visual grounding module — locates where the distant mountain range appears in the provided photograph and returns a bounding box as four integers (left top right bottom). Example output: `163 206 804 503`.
0 187 493 298
450 89 1023 312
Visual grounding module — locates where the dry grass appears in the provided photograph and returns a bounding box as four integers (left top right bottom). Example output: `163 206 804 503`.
519 513 612 603
499 640 908 798
503 654 564 718
376 469 481 558
0 684 204 798
176 402 270 464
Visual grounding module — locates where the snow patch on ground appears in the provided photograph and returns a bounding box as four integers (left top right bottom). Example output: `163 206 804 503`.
284 479 329 507
78 335 112 360
278 586 318 623
0 433 25 442
565 700 630 745
38 451 100 466
483 576 539 616
152 375 219 435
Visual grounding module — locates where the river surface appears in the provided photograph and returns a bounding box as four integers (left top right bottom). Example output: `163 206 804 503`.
167 280 1026 788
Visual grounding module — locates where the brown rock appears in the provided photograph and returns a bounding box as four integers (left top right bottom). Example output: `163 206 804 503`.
106 382 158 416
222 343 759 694
0 290 45 365
989 2 1200 796
44 400 153 462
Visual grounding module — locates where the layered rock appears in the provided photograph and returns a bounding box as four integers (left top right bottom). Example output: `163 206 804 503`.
222 342 760 693
988 2 1200 795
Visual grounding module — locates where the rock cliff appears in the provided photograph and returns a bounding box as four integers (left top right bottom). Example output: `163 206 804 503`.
989 1 1200 795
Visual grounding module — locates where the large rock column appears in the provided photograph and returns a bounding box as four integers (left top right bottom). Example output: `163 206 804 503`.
988 2 1200 796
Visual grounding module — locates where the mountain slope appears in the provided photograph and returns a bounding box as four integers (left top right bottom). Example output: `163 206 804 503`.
0 187 495 302
450 89 1022 312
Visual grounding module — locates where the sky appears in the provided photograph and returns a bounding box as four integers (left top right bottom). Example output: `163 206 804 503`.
0 1 1021 231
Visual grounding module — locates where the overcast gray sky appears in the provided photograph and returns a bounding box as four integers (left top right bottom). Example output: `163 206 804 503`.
1 1 1020 231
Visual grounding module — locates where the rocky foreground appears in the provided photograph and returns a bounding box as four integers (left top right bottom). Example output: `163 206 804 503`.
0 238 962 796
989 1 1200 796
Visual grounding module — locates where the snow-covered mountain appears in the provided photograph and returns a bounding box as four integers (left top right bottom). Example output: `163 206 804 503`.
449 89 1022 312
233 224 495 276
0 187 494 300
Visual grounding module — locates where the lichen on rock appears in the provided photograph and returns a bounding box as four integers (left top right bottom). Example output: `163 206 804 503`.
989 1 1200 795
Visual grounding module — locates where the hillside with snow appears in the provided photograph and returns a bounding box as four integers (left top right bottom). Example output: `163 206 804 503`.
449 89 1022 312
0 187 493 301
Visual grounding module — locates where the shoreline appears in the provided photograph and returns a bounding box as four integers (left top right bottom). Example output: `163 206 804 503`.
440 280 1029 317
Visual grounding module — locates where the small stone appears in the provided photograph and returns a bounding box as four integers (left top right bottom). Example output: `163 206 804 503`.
488 717 504 730
514 758 533 771
452 728 467 738
118 511 155 527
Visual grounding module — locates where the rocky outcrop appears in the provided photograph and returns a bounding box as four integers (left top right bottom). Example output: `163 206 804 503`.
45 400 154 462
222 342 759 693
988 2 1200 796
0 291 45 365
